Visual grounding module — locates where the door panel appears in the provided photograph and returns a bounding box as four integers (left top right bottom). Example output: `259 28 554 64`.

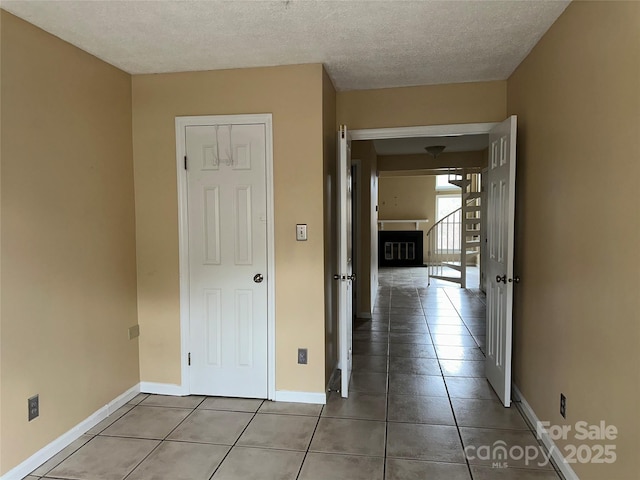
234 185 253 264
204 288 222 366
485 116 517 407
186 123 268 398
203 187 221 264
338 125 353 398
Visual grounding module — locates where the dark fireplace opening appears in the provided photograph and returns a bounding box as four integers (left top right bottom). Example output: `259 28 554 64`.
378 230 424 267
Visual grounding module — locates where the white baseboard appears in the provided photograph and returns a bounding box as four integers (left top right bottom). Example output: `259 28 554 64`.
371 285 378 313
274 390 327 404
139 382 325 404
513 384 579 480
139 381 188 396
1 384 140 480
358 312 372 319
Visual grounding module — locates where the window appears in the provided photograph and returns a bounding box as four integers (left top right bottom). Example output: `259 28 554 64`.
436 174 460 191
435 194 462 252
436 195 461 222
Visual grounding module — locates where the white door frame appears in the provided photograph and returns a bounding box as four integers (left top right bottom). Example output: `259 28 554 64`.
350 121 498 289
175 114 276 400
350 122 499 141
337 125 353 397
350 121 514 394
351 159 363 318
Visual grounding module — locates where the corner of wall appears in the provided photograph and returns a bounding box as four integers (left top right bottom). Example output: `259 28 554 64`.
322 66 338 387
1 13 139 474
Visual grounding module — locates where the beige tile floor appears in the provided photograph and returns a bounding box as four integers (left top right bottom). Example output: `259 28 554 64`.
26 268 563 480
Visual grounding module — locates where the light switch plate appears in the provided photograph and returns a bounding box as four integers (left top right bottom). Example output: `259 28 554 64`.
296 224 307 241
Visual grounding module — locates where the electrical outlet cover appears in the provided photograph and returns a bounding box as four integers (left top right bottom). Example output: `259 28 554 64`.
28 395 39 421
128 324 140 340
298 348 308 364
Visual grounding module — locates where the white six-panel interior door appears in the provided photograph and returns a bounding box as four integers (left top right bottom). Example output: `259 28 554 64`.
178 116 273 399
485 115 517 407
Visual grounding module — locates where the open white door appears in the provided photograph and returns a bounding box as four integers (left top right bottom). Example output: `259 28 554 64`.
485 116 517 407
337 125 353 398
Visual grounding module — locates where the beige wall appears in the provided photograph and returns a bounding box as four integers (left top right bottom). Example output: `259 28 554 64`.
322 67 337 385
337 81 506 130
351 140 378 316
378 151 485 173
339 82 505 313
0 12 139 474
0 12 4 471
508 2 640 478
378 175 436 222
132 64 328 394
378 175 436 262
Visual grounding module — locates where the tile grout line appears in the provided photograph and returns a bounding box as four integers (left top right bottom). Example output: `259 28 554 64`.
443 287 484 351
39 395 153 479
204 399 267 480
381 275 395 480
293 405 324 480
421 286 477 480
512 401 567 478
38 395 151 478
440 280 562 478
32 436 95 479
119 396 214 480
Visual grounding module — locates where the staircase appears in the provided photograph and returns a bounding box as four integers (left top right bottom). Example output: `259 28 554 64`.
426 169 482 288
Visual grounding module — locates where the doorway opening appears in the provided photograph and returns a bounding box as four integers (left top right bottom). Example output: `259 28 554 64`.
349 122 497 311
341 119 517 407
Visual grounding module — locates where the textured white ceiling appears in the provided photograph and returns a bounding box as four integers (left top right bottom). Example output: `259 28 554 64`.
1 0 570 91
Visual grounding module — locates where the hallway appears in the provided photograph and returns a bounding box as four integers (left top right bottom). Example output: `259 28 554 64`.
352 267 562 479
24 268 561 480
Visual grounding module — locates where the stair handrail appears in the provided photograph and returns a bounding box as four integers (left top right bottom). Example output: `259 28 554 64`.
425 207 462 239
426 206 462 286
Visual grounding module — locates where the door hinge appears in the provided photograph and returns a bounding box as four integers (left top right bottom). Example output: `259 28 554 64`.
188 352 191 366
184 155 188 170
